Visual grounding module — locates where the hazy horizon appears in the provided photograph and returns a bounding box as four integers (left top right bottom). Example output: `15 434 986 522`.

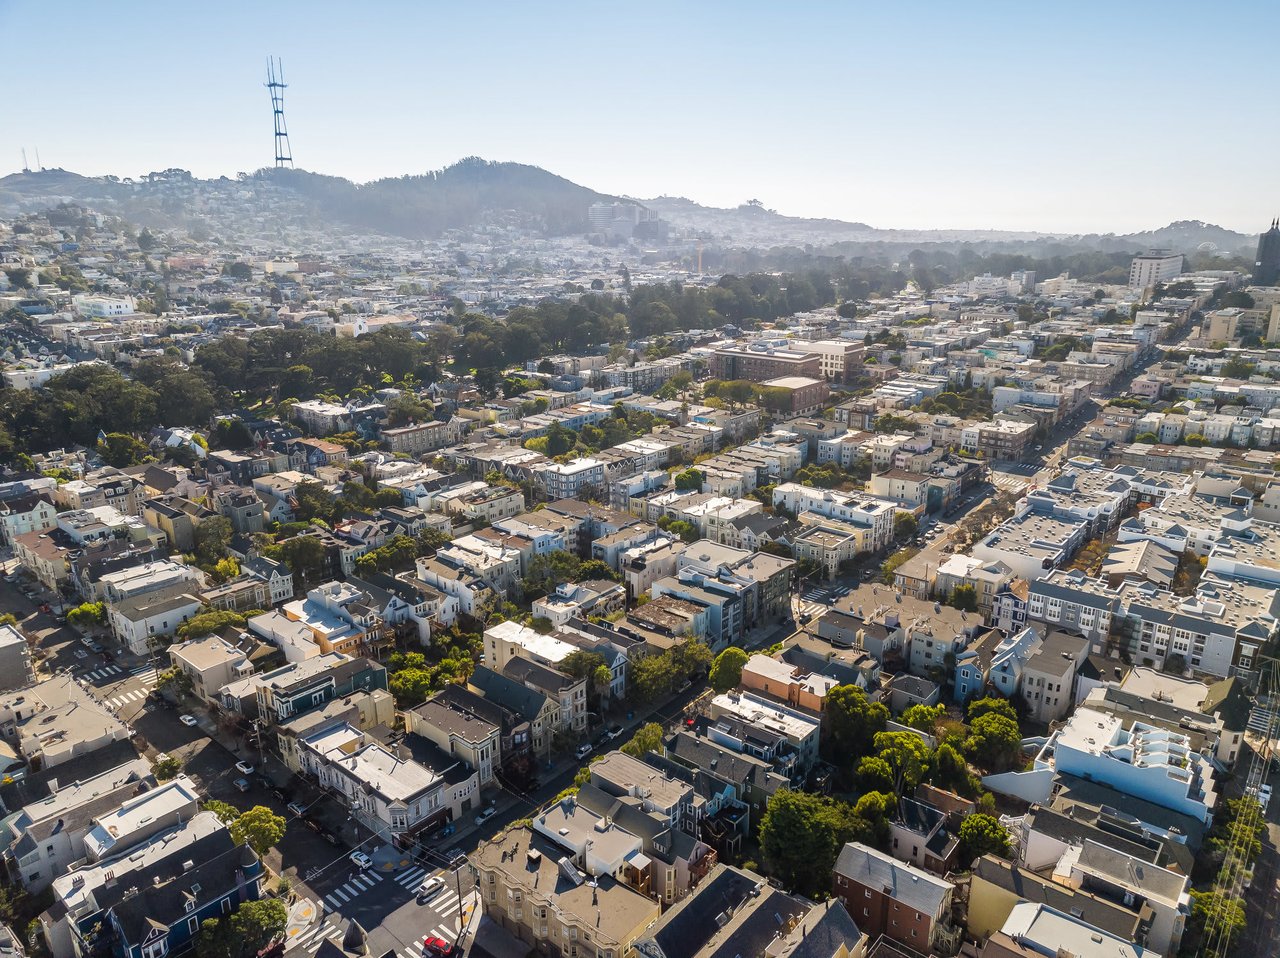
2 0 1277 235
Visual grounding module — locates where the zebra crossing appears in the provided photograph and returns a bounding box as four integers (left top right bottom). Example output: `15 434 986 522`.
84 664 124 681
106 687 151 708
299 867 462 954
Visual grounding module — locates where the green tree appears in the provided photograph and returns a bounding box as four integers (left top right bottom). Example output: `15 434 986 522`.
824 685 889 762
203 799 241 825
66 601 107 628
673 468 704 491
621 722 664 758
967 696 1017 723
274 534 326 588
758 790 863 897
948 584 978 612
194 515 234 566
212 556 240 582
857 756 895 794
628 651 680 703
229 805 286 857
894 511 918 540
872 731 932 796
966 711 1024 772
1189 888 1246 958
958 813 1010 863
708 646 750 693
900 703 945 734
197 899 288 958
156 666 194 698
152 754 183 781
98 432 150 467
930 741 977 796
179 609 246 640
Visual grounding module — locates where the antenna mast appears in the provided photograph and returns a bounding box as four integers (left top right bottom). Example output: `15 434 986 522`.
21 148 29 173
265 56 294 169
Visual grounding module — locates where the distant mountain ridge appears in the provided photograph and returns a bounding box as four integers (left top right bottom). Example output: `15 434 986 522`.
0 160 1258 253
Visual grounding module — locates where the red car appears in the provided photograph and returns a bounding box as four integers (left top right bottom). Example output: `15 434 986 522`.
422 938 454 958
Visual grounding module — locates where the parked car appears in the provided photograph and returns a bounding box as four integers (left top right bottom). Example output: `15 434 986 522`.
474 805 497 827
574 743 592 760
179 714 198 727
416 876 445 903
287 802 308 817
349 851 373 870
233 778 251 793
235 761 254 775
605 723 623 740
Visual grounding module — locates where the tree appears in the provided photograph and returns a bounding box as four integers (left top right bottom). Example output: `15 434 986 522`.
948 584 978 613
957 813 1010 863
708 647 749 693
156 666 194 699
621 722 664 758
195 515 234 566
966 711 1024 772
758 790 866 897
179 609 246 640
203 799 241 825
628 651 681 704
674 467 704 491
152 754 183 781
900 703 945 734
212 556 240 582
198 899 287 958
872 731 932 796
274 534 325 588
894 511 918 540
967 696 1017 723
931 741 977 796
98 432 150 467
1189 888 1246 958
824 685 888 762
857 756 895 794
67 601 107 628
229 805 286 857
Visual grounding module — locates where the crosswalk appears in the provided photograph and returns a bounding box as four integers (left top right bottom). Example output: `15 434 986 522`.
84 664 124 681
106 687 151 708
303 867 463 953
288 915 461 958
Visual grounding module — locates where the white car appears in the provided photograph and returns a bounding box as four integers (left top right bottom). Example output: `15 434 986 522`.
287 801 308 817
1250 782 1273 812
235 761 254 775
349 851 373 870
474 805 497 827
416 876 446 902
179 714 198 727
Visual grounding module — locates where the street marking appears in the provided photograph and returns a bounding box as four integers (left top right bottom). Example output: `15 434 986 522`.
394 866 427 887
330 886 351 903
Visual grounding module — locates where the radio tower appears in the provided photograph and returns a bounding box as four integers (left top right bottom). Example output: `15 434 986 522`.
265 57 294 168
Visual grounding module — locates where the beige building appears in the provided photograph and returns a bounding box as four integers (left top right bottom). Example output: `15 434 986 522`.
474 826 661 958
168 636 255 705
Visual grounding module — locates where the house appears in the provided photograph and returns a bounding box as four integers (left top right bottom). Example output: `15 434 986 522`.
979 902 1156 958
0 625 34 692
407 694 501 788
298 724 477 843
0 493 56 546
831 842 958 954
218 652 388 727
0 758 153 893
1024 569 1118 654
708 691 821 775
888 798 957 874
965 854 1143 944
468 666 560 759
473 826 662 958
739 653 838 713
1018 630 1089 723
108 592 204 656
168 636 255 705
43 816 263 958
0 675 130 771
1039 707 1218 823
532 580 627 627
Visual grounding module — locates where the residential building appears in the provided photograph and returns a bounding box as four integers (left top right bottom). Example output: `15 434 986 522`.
971 512 1088 582
0 674 130 771
711 346 821 381
831 842 958 954
0 494 56 546
108 592 204 656
1019 630 1089 723
1129 250 1184 289
474 827 662 958
168 636 255 705
0 625 34 692
708 691 821 774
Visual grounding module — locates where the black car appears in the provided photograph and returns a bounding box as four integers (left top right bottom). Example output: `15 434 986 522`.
320 830 342 847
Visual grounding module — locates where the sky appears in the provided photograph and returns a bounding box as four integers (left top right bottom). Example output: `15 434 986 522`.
1 0 1277 234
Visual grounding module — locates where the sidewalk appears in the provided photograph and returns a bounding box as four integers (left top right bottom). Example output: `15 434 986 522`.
284 896 321 945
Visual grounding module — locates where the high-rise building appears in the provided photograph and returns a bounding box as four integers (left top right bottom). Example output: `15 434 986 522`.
1255 219 1280 286
1128 250 1183 290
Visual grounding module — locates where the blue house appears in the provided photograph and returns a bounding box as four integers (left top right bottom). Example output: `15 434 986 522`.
67 829 264 958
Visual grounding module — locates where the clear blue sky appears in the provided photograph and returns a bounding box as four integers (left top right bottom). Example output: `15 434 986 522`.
2 0 1276 233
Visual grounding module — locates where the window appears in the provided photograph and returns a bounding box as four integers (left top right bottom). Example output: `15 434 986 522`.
188 918 198 935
